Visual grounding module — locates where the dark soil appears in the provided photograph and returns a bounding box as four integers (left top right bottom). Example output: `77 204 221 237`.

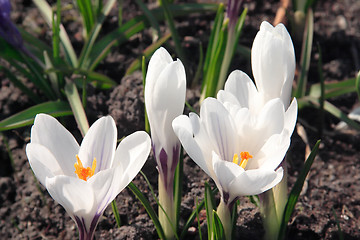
1 0 360 239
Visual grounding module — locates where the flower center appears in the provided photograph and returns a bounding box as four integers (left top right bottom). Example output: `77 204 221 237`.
74 155 96 181
233 151 253 169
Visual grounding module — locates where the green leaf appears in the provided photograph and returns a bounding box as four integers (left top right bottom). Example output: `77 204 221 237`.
299 97 360 130
19 28 52 57
44 51 60 97
355 71 360 101
215 7 247 93
278 140 321 240
212 210 225 240
202 3 225 81
76 0 95 37
317 43 325 138
332 208 344 240
294 8 313 98
89 21 146 71
134 0 161 37
111 200 122 228
77 0 117 69
205 182 216 240
142 56 150 134
174 149 184 233
202 20 228 100
0 38 23 61
179 186 218 240
21 52 56 100
89 3 218 70
308 78 356 99
159 0 187 67
64 81 89 136
83 71 117 88
231 200 239 238
33 0 78 67
0 101 72 131
127 182 166 240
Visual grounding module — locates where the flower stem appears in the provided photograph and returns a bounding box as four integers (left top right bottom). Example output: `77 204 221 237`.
261 165 288 240
216 198 232 240
158 176 176 240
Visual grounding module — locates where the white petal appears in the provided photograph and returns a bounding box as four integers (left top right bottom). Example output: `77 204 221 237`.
212 152 244 195
26 143 62 185
228 168 281 197
256 98 285 135
45 176 96 230
219 70 259 109
113 131 151 175
31 114 79 175
233 99 285 154
252 21 295 106
172 115 211 176
78 116 117 172
200 98 237 162
87 168 117 215
284 98 298 134
248 131 290 171
86 131 151 215
145 57 186 157
145 47 174 89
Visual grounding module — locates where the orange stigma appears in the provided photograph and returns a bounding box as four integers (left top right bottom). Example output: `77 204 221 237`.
233 151 253 169
74 155 96 181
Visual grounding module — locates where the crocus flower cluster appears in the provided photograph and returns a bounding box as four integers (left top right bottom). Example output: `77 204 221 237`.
173 21 297 239
25 20 297 240
26 114 151 240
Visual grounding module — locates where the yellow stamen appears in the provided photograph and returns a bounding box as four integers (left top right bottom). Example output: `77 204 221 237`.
74 155 96 181
232 151 253 169
232 153 239 165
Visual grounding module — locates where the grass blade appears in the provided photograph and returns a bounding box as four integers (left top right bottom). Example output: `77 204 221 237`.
76 0 95 36
159 0 187 67
78 0 116 69
332 207 344 240
317 43 325 138
294 8 313 98
180 186 218 240
127 182 166 240
355 71 360 100
89 3 218 70
205 182 216 240
0 101 72 131
278 140 321 240
308 77 356 99
212 210 225 240
134 0 161 37
111 200 122 228
64 81 89 136
33 0 78 67
174 150 184 233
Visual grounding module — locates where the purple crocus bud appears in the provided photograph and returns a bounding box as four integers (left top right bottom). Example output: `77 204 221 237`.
0 0 24 50
227 0 243 31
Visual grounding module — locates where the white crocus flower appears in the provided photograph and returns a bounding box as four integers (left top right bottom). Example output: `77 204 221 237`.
214 21 297 239
26 114 151 240
145 47 186 188
173 95 297 240
145 47 186 239
218 21 295 112
173 97 296 205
